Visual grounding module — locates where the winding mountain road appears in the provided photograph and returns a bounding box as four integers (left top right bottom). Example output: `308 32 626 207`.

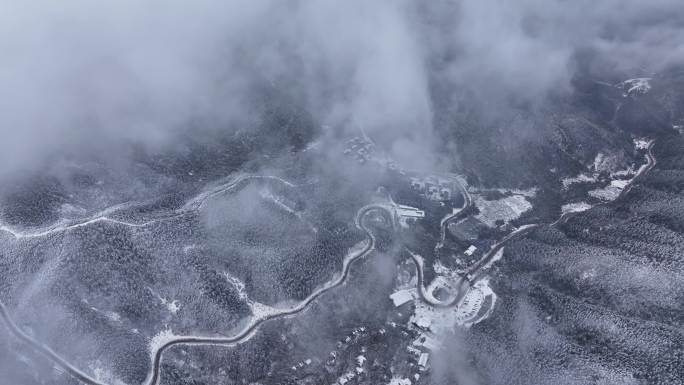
434 175 472 256
0 201 388 385
0 141 658 385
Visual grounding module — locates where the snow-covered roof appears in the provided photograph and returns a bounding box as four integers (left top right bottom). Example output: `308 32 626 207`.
390 289 416 307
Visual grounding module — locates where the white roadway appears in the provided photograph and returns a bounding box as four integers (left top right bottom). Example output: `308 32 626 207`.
0 174 295 240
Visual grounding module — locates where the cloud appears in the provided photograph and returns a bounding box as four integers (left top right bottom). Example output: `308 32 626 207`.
0 0 435 175
0 0 682 175
422 0 684 105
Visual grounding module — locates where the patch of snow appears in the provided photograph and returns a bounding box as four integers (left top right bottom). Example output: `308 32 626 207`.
562 173 598 189
580 268 597 280
388 377 412 385
259 188 296 215
588 179 629 201
337 370 356 385
593 153 605 171
470 187 538 198
302 139 321 152
147 287 181 315
611 167 636 178
410 278 497 332
594 152 632 174
249 301 279 319
394 204 425 229
412 334 441 351
166 300 180 314
224 273 279 318
390 289 417 307
89 361 128 385
149 328 179 359
183 244 198 253
480 247 504 271
105 311 121 322
432 261 461 281
59 203 87 218
464 245 477 256
466 278 498 325
424 275 457 304
89 306 122 323
634 138 650 150
224 274 248 301
561 202 593 215
618 78 652 97
418 352 429 368
474 194 532 227
412 309 433 329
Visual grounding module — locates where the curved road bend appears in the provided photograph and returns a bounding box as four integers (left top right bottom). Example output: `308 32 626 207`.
434 176 472 256
406 224 538 309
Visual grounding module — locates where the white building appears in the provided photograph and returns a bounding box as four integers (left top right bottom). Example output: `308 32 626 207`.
394 204 425 229
390 289 416 307
418 353 429 369
464 245 477 256
413 334 441 351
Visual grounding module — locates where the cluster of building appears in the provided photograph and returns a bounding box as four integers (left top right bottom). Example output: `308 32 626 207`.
409 176 459 202
408 332 440 372
388 287 442 374
343 137 375 164
393 204 425 229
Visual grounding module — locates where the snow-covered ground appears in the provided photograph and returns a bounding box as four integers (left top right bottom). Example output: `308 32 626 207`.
388 377 412 385
469 187 537 198
618 78 652 97
224 273 279 319
473 194 532 227
634 138 650 150
564 139 649 205
149 328 179 360
147 287 181 315
480 247 504 271
562 173 598 189
588 179 630 201
390 288 418 307
410 277 497 333
88 361 128 385
561 202 593 215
